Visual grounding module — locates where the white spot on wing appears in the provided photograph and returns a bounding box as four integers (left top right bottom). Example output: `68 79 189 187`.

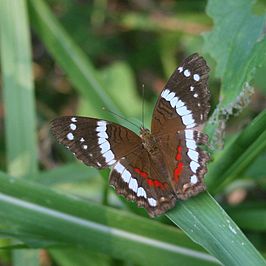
190 86 194 91
185 130 193 139
177 106 191 116
186 139 197 150
114 162 125 174
188 149 199 162
190 161 200 173
96 121 107 132
96 126 106 132
170 97 178 108
161 89 170 98
165 92 175 101
184 69 191 77
190 175 198 184
193 74 200 81
137 187 147 198
186 123 196 129
175 100 185 108
71 117 77 122
83 145 88 150
67 133 74 140
97 131 108 139
122 169 131 183
178 67 183 73
100 141 110 154
129 178 138 192
98 137 107 144
182 114 195 126
80 138 85 142
194 93 198 98
102 150 115 163
148 197 157 207
97 120 107 126
70 123 77 130
107 159 116 166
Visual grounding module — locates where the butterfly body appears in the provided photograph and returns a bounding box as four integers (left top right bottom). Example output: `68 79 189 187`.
140 128 160 155
51 53 210 217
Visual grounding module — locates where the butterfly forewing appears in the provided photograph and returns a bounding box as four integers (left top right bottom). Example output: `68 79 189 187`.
50 116 141 168
151 53 210 135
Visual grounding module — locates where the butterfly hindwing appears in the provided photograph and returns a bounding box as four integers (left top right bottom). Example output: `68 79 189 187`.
110 148 176 217
151 53 210 135
159 129 209 199
50 116 141 168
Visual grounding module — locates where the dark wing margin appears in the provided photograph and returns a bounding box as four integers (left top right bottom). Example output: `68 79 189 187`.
151 53 210 135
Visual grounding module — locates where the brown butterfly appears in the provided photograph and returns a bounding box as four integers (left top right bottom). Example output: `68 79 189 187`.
51 53 210 217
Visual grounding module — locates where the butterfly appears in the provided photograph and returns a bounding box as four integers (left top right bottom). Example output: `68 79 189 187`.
50 53 210 217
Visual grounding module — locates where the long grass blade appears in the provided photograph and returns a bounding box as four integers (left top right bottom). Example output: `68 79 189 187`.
0 0 39 265
0 172 218 266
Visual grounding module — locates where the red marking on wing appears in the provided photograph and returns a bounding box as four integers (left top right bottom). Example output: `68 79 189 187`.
147 179 154 186
154 180 162 188
173 145 183 182
174 162 183 182
176 153 182 161
175 146 182 161
134 167 148 178
134 167 167 190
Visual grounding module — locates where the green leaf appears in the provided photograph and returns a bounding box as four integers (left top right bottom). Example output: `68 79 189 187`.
0 172 219 266
226 203 266 232
50 248 111 266
27 0 123 122
167 192 266 266
1 171 266 265
34 163 98 186
204 0 266 107
203 0 266 146
100 61 141 118
0 0 38 178
206 109 266 192
78 61 143 133
245 153 266 180
0 0 40 265
120 12 209 34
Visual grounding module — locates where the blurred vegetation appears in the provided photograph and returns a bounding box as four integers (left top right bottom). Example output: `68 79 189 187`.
0 0 266 265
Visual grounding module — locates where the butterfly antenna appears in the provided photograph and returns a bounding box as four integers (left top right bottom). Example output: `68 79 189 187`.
102 107 140 130
141 84 145 128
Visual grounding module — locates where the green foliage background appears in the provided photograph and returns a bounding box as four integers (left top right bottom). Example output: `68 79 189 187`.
0 0 266 265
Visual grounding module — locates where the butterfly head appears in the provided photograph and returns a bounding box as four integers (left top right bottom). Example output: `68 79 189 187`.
140 127 150 138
